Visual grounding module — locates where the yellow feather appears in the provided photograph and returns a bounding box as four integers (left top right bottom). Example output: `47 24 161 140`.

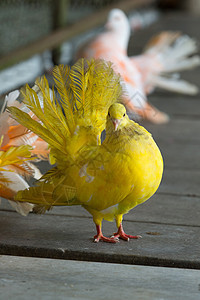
71 59 123 132
0 143 35 215
52 64 75 134
0 144 32 170
8 106 63 152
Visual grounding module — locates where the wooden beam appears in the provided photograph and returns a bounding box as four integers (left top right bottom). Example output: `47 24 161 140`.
51 0 69 64
0 0 155 70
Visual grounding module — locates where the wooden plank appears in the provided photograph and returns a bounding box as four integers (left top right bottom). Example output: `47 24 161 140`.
158 142 200 170
0 0 155 70
142 119 200 144
149 96 200 118
0 256 200 300
159 169 200 196
0 211 199 268
125 193 200 226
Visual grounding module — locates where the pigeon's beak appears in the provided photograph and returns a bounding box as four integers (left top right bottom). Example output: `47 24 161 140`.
112 119 121 131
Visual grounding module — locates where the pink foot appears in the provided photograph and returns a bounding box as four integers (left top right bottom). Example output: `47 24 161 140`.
93 225 119 243
94 234 119 243
113 224 142 241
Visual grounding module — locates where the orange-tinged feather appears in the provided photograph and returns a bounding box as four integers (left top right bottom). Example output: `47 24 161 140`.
0 183 16 200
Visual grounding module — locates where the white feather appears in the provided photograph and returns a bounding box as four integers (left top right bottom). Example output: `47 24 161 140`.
150 75 199 95
1 171 33 216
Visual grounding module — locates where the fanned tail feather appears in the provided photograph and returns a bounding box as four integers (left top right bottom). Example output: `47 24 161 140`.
0 144 33 170
149 75 198 95
0 142 37 215
161 55 200 73
144 31 181 52
0 172 33 216
160 35 200 74
69 59 123 131
1 89 49 153
0 91 48 214
139 32 200 94
52 64 75 134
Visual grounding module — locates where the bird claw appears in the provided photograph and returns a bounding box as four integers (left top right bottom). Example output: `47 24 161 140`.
113 229 142 241
94 234 119 243
112 223 143 241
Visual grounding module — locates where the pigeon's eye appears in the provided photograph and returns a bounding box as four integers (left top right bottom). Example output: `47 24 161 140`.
123 113 125 117
108 112 110 117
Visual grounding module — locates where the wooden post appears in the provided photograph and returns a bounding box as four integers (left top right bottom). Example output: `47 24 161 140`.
51 0 69 65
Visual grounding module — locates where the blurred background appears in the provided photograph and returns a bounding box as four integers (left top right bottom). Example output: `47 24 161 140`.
0 0 199 98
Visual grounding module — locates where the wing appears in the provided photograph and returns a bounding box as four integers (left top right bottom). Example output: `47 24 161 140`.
14 166 80 213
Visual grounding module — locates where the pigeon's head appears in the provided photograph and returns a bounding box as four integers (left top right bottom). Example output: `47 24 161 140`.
106 9 131 47
107 103 129 131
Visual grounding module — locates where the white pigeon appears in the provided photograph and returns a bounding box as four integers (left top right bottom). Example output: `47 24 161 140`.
76 8 200 124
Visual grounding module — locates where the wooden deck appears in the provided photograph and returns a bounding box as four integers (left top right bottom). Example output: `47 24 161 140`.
1 11 200 299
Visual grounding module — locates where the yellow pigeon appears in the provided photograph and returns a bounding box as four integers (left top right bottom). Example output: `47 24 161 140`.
9 59 163 242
